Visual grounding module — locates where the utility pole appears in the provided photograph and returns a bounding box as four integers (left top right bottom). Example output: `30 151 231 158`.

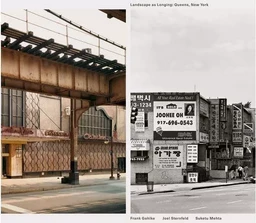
110 135 115 180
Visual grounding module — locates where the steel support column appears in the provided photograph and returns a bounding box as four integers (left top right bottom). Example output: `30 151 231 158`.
69 99 79 184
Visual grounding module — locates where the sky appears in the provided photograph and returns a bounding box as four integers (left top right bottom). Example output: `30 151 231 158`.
130 0 255 107
1 9 126 64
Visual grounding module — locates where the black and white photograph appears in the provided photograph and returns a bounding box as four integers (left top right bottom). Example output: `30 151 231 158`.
130 0 255 218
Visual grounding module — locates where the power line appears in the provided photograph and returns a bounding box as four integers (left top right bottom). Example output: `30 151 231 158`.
44 9 126 50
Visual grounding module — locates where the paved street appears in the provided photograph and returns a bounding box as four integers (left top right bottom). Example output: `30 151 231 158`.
2 180 125 214
131 184 255 214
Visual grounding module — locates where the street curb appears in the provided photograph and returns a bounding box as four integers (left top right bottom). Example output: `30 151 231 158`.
136 181 252 196
1 182 109 195
139 190 175 195
191 181 252 190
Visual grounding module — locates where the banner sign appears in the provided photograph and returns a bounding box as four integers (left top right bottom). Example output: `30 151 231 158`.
243 135 251 148
209 102 220 143
232 131 242 144
153 145 183 169
233 147 243 158
130 93 153 112
200 98 209 117
219 99 227 122
244 123 253 135
153 94 197 140
187 145 198 163
131 139 149 151
199 132 209 143
188 173 198 183
135 111 145 132
232 104 242 129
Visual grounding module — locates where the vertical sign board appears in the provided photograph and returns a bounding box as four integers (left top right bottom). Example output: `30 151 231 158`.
200 98 209 117
131 93 153 133
135 111 145 132
232 104 243 130
187 145 198 163
219 99 227 142
209 99 220 144
153 145 183 169
232 104 243 145
219 99 227 122
153 93 197 140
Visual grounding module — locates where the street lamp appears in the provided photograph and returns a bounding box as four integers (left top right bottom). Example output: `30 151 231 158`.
104 136 115 180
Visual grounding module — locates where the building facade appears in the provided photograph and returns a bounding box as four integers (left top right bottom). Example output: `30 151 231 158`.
130 92 255 184
1 88 126 178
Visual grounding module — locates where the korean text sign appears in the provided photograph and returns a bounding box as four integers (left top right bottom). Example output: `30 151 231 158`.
153 145 183 169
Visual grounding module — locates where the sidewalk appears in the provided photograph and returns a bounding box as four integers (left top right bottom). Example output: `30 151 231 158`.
1 172 126 195
131 178 252 195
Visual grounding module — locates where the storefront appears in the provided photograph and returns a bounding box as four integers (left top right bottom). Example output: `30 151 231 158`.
131 92 201 184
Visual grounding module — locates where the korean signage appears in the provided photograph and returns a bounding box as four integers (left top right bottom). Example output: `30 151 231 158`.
233 147 243 158
187 145 198 163
153 145 183 169
131 139 149 151
135 111 145 132
199 132 209 143
232 131 242 144
153 93 197 140
130 93 153 112
219 99 227 122
232 104 242 129
209 100 220 143
188 173 198 183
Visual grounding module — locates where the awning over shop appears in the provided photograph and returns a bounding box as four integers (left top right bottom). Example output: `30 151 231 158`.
131 156 149 161
131 139 150 151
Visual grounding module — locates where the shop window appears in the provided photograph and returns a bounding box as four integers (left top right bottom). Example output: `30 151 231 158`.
137 151 148 157
1 89 24 127
78 107 111 137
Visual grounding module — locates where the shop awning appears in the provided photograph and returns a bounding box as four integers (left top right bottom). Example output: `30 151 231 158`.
131 139 150 151
131 156 149 161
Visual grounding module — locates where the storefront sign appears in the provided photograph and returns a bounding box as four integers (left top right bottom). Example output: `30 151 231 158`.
209 103 219 143
244 123 253 135
153 145 183 169
200 132 209 143
188 172 198 183
232 131 242 144
243 135 251 148
83 133 106 140
219 99 227 122
135 111 145 132
153 94 197 140
1 126 34 135
131 139 149 151
232 104 242 129
130 93 153 112
187 145 198 163
200 98 209 117
234 147 243 158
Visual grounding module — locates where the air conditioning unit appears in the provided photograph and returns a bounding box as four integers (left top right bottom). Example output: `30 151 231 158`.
64 107 71 116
